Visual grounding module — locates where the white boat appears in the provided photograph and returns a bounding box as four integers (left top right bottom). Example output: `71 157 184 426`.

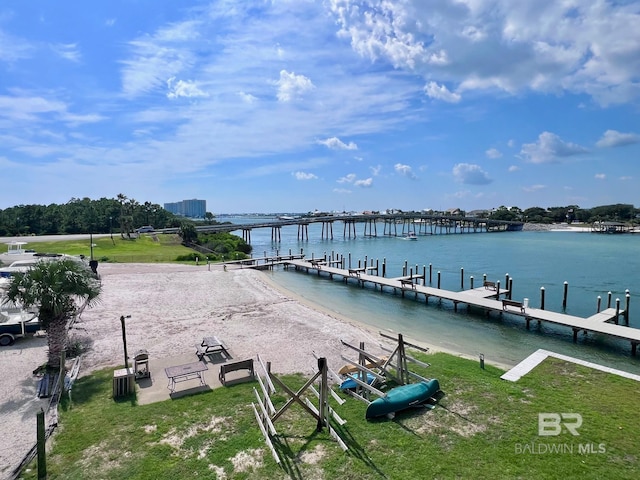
0 308 41 346
402 232 418 240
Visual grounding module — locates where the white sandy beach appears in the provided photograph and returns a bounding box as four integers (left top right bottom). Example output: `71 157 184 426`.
0 262 410 479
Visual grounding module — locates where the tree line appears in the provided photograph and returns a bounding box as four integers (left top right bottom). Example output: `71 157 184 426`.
486 204 639 224
0 195 210 237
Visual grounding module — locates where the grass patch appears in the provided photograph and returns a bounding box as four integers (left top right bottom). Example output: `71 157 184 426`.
19 234 197 263
19 352 640 479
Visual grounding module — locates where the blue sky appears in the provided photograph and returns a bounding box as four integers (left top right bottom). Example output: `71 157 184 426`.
1 1 639 214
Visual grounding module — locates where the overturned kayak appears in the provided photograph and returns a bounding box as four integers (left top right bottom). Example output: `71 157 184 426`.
340 373 375 391
365 379 440 419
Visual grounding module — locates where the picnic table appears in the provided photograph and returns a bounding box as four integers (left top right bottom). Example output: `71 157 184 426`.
165 361 208 393
201 335 230 357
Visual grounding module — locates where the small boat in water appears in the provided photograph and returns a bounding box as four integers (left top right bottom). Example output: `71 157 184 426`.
402 232 418 240
365 379 440 419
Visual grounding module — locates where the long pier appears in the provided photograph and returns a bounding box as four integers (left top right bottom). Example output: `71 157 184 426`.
159 213 524 243
280 258 639 357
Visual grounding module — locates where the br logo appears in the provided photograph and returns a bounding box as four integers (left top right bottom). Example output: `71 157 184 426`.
538 413 582 436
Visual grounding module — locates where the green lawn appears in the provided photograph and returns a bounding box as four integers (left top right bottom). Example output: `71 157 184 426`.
16 234 197 264
20 352 640 479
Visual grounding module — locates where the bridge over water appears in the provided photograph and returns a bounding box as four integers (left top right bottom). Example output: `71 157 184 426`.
162 213 523 243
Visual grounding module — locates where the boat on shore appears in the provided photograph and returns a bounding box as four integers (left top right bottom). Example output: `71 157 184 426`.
365 379 440 419
0 308 41 346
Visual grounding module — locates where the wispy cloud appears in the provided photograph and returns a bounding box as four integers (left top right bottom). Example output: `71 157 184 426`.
166 77 208 99
337 173 356 183
50 43 81 62
354 178 373 187
523 184 546 192
596 130 640 148
292 171 317 180
317 137 358 150
595 173 606 180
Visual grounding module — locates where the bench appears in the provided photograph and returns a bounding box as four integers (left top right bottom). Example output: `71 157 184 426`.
502 298 525 313
309 259 326 269
219 359 255 386
348 267 366 277
484 280 497 291
37 372 59 398
195 344 206 361
400 278 416 290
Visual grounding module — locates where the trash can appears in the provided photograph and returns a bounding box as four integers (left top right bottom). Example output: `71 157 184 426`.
523 298 529 309
134 349 150 379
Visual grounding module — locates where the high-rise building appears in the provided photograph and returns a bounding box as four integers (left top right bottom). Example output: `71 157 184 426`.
164 199 206 218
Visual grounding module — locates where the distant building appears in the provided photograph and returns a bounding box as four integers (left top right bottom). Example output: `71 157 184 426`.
164 199 207 218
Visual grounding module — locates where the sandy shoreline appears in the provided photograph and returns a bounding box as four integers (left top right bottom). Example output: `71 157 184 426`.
1 262 423 478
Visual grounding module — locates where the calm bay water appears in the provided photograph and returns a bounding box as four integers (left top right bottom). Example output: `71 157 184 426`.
224 216 640 374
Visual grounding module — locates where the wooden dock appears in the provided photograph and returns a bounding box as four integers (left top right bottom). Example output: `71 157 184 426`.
285 259 640 356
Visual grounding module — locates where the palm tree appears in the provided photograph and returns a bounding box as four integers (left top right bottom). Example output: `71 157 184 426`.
2 259 102 370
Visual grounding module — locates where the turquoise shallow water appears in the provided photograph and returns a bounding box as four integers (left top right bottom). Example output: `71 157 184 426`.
226 217 640 374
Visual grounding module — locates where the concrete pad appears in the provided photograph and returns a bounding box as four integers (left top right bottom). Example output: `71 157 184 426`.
134 350 239 405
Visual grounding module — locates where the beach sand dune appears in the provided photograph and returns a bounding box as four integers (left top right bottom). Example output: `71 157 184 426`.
0 263 392 479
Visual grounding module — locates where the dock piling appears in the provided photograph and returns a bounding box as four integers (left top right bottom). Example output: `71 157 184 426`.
563 282 569 311
625 292 630 325
607 291 612 308
597 296 601 313
540 287 546 310
460 267 464 289
615 298 620 325
470 276 474 289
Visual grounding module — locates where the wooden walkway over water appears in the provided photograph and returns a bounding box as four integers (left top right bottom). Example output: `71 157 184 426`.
282 259 640 356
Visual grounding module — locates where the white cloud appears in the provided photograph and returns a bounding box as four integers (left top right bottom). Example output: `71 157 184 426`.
276 70 315 102
370 165 382 176
166 77 208 99
507 140 515 148
394 163 416 179
0 30 33 62
486 148 502 159
330 1 427 69
452 163 492 185
328 0 640 105
522 184 546 192
292 171 318 180
238 91 257 104
354 177 373 187
317 137 358 150
333 188 352 194
595 173 606 180
620 176 632 181
337 173 356 183
424 81 461 103
508 165 519 172
121 21 199 97
520 132 588 164
50 43 81 62
596 130 640 148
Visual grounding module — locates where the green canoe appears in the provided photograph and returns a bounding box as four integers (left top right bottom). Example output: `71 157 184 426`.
366 379 440 419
